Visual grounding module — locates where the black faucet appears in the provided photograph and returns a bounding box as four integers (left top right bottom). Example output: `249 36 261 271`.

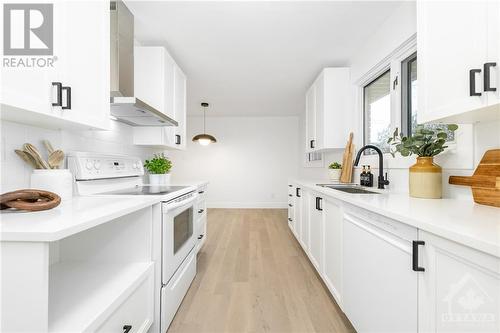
354 145 390 189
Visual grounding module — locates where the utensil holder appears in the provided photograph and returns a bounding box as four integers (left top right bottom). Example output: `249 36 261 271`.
30 169 73 202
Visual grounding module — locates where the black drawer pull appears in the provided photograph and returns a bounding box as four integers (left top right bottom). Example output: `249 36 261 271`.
484 62 497 92
123 325 132 333
198 209 204 214
52 82 62 106
315 197 323 211
310 140 315 148
288 204 293 207
296 187 301 197
288 194 292 197
288 184 293 187
198 190 205 194
288 218 292 222
175 134 181 145
469 69 482 96
62 86 72 109
198 235 204 240
412 240 425 272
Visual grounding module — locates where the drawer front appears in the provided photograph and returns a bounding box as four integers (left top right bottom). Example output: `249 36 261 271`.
97 268 154 333
196 217 207 253
161 250 197 332
197 186 207 200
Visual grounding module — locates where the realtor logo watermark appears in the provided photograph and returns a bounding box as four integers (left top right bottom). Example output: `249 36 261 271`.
3 3 56 68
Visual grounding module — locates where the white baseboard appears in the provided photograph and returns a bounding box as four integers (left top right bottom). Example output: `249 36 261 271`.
207 202 288 209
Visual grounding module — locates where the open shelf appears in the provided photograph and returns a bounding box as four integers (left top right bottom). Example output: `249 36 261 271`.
49 261 153 333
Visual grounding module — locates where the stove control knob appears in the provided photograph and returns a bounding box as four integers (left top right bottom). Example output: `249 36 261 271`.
85 161 93 170
94 161 101 170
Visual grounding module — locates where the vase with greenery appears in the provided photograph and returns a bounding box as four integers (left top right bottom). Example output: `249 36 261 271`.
144 153 172 185
387 124 458 199
328 162 342 182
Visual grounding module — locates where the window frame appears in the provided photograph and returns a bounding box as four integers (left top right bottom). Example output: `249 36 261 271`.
401 51 417 137
363 68 392 154
354 34 473 171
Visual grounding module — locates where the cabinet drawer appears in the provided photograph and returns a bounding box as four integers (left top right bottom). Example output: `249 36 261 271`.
196 199 207 220
197 186 208 199
96 268 154 333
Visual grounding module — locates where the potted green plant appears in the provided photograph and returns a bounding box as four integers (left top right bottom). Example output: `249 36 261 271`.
387 124 458 199
144 153 172 185
328 162 342 182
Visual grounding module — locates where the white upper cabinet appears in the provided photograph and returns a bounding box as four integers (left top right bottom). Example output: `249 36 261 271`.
133 46 186 150
417 1 500 124
304 68 352 152
418 230 500 333
0 1 110 130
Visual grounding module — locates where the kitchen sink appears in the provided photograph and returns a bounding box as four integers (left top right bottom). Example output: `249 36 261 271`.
317 184 379 194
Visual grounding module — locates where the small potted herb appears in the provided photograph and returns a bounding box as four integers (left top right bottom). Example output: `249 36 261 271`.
328 162 342 182
143 153 172 185
387 124 458 199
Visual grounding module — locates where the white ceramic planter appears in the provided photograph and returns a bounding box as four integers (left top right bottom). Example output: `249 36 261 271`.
30 169 73 202
328 169 342 182
148 173 171 185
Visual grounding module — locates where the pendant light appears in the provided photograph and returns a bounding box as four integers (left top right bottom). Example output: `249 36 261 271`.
192 102 217 145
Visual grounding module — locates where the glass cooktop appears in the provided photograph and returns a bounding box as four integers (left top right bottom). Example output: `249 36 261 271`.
100 185 188 195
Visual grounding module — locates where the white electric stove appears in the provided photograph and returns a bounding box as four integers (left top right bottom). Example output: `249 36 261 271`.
68 152 198 333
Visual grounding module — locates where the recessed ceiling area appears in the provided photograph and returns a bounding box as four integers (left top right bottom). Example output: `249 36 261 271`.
126 1 403 117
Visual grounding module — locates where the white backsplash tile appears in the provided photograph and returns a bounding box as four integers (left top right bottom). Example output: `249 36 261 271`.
0 120 159 192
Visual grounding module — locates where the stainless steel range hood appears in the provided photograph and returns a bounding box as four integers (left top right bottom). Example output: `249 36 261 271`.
110 1 178 127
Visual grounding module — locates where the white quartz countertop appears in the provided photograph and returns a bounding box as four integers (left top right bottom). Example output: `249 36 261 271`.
294 180 500 258
0 181 209 242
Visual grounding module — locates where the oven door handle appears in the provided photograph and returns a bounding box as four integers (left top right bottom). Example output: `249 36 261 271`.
163 194 198 211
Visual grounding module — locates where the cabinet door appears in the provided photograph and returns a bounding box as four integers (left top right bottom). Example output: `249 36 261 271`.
343 213 417 333
294 187 302 239
323 198 342 304
173 65 186 150
299 190 310 251
309 194 324 271
486 1 500 106
417 1 489 123
305 85 316 152
58 0 110 128
0 2 63 116
313 73 324 150
418 231 500 333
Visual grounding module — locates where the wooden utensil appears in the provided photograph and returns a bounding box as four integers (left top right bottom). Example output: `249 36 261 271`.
449 149 500 208
15 149 41 169
48 150 64 169
340 132 355 183
23 143 50 169
43 140 55 155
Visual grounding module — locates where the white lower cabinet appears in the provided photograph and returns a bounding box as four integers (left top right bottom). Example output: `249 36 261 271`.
322 198 343 305
418 231 500 333
309 192 324 271
97 270 154 333
299 188 309 251
342 211 418 333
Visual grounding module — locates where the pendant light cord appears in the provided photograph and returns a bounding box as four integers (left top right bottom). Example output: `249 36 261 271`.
203 106 206 134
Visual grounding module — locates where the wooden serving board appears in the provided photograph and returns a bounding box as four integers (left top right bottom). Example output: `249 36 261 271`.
340 132 354 183
449 149 500 208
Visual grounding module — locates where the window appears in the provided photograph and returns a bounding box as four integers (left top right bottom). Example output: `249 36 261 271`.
363 70 391 153
401 53 455 141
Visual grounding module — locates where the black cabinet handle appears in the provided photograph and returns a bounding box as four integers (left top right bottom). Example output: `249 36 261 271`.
198 209 204 214
175 134 181 145
62 86 71 109
412 240 425 272
198 190 204 194
52 82 62 106
288 194 292 197
288 184 293 187
288 204 293 207
198 235 204 240
123 325 132 333
469 69 482 96
296 187 301 197
315 197 323 211
288 218 292 222
310 140 315 149
484 62 497 92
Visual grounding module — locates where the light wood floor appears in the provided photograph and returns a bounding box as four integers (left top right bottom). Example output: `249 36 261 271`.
168 209 355 333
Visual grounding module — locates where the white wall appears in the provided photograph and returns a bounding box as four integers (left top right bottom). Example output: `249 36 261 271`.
298 1 500 199
169 116 299 208
0 120 158 193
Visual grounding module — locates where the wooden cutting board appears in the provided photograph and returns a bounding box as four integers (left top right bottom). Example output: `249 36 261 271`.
340 132 354 183
449 149 500 208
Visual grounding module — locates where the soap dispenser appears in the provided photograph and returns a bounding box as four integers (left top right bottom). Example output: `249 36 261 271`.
360 166 367 186
366 166 374 187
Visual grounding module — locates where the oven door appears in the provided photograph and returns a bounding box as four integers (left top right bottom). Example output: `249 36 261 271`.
162 194 197 284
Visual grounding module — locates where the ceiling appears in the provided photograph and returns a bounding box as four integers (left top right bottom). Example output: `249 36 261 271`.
126 1 402 117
